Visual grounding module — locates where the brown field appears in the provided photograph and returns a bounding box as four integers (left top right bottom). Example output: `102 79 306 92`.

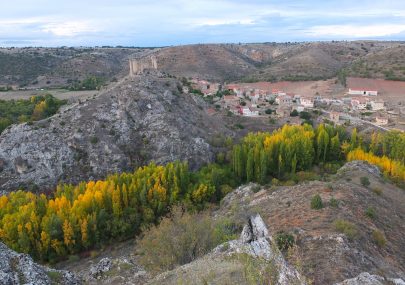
235 79 342 97
346 77 405 104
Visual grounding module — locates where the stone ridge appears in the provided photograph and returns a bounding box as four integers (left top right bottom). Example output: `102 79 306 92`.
0 72 231 193
0 242 80 285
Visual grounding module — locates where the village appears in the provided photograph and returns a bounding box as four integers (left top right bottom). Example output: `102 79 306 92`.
187 77 405 131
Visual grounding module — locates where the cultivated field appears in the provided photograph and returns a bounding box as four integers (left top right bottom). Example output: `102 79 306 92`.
235 79 343 97
0 89 98 102
346 77 405 104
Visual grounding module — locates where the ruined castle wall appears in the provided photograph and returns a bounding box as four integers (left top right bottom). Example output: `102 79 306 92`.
129 56 158 76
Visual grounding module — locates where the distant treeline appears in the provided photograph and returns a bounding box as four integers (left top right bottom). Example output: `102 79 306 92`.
0 94 66 133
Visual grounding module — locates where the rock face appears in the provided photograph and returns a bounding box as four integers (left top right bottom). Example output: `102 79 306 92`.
214 214 306 285
89 258 113 279
0 72 230 193
0 242 80 285
149 214 306 285
335 272 405 285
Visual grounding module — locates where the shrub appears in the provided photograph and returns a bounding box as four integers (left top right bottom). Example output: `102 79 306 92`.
365 207 376 219
295 171 320 182
68 254 80 262
290 110 299 117
372 230 386 247
252 185 261 193
238 253 279 285
275 231 295 251
310 194 323 210
137 207 239 273
334 219 358 240
372 187 382 196
329 197 339 208
90 136 99 144
360 176 370 187
271 178 280 186
265 109 272 115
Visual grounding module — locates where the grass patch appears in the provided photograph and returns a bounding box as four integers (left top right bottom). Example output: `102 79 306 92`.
365 207 376 219
360 176 370 187
372 187 382 196
329 197 339 208
137 206 240 273
334 219 358 240
372 230 386 247
275 231 295 251
310 194 323 210
237 253 279 285
46 271 63 284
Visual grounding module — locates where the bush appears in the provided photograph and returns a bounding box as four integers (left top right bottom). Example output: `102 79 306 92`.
290 110 299 117
137 207 239 273
265 109 272 115
299 111 311 120
334 219 358 240
360 176 370 187
295 171 320 182
372 187 382 196
372 230 386 247
310 194 323 210
90 136 99 144
365 207 376 219
275 231 295 251
329 197 339 208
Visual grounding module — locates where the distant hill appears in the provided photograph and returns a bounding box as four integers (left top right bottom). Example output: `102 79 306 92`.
1 41 404 88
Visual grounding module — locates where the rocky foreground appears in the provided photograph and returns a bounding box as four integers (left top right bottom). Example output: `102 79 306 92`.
0 242 80 285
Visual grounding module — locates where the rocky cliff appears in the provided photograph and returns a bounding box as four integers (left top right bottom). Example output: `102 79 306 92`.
0 72 230 193
147 213 306 285
0 242 80 285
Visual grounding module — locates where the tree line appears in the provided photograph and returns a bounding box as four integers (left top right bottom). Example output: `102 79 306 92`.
232 124 348 183
0 162 236 262
0 124 404 263
0 94 66 133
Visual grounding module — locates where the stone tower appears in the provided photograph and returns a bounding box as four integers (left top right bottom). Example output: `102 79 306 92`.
129 55 158 76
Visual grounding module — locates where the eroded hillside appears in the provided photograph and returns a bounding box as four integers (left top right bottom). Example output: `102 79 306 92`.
0 72 231 193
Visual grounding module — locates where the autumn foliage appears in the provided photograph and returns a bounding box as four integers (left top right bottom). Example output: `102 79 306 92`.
0 162 221 262
232 124 346 182
347 148 405 181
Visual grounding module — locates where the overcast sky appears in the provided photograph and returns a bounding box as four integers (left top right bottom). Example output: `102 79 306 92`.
1 0 405 47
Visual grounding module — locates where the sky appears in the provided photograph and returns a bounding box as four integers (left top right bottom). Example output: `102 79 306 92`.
1 0 405 47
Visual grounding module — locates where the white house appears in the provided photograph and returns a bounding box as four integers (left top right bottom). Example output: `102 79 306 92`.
292 105 305 113
299 96 315 108
239 106 259 117
275 95 293 105
348 88 378 96
330 111 340 124
376 117 388 126
369 100 385 111
351 97 369 110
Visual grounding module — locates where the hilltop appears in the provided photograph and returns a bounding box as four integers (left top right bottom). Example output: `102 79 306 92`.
0 71 231 193
1 41 405 89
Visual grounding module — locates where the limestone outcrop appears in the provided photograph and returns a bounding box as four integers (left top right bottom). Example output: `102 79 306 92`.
0 72 230 193
0 242 80 285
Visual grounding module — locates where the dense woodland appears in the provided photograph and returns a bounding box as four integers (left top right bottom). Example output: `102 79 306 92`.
0 124 404 263
0 95 66 133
